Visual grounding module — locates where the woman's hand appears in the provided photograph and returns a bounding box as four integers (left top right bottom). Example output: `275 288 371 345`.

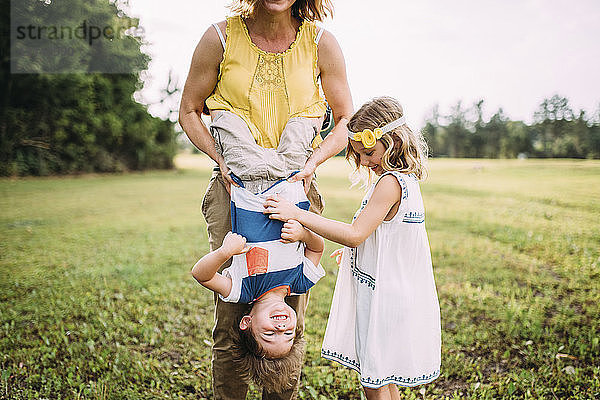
330 248 343 266
288 159 316 194
217 159 238 194
280 219 305 244
263 194 300 222
220 232 251 257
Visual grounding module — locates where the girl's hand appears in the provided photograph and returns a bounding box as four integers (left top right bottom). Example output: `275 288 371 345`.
330 248 343 266
280 219 305 244
221 232 251 256
263 195 299 221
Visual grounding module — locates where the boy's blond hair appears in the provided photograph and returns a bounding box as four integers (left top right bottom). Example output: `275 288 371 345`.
229 0 333 22
232 325 306 392
346 96 429 181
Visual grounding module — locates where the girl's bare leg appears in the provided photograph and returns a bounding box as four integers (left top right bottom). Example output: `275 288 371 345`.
363 385 391 400
388 384 400 400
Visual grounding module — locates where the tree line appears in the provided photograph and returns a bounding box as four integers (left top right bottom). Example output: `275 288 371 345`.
1 0 176 176
422 95 600 159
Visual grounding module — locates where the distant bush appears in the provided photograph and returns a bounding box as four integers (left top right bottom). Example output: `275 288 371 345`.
0 0 176 176
423 96 600 159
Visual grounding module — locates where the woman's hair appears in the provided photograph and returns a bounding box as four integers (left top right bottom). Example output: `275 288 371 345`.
228 0 333 22
346 96 429 181
231 315 305 392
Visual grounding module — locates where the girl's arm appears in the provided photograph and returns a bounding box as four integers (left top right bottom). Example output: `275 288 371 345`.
190 232 249 297
265 175 402 248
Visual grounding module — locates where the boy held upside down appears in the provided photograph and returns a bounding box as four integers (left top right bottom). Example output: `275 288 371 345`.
191 219 324 392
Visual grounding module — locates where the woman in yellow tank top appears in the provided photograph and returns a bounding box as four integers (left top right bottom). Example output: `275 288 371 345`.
179 1 353 399
205 14 327 149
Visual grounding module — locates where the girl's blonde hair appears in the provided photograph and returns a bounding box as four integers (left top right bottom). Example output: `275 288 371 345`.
346 96 429 183
228 0 333 22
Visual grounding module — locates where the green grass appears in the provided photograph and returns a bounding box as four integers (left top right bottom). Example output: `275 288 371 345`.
1 157 599 399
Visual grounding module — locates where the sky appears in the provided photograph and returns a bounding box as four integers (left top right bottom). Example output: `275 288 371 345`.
124 0 600 127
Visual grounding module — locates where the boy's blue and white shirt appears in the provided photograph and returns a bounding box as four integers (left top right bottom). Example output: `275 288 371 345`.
220 179 325 303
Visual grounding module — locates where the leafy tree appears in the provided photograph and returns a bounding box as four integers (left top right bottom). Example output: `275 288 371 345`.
445 101 469 158
466 99 486 158
588 105 600 159
532 95 574 157
1 0 175 176
422 104 443 157
484 109 509 158
501 121 533 158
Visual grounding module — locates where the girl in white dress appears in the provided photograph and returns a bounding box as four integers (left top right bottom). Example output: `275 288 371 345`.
264 97 441 399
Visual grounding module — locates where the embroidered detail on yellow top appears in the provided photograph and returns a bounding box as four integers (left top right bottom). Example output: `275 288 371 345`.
255 57 285 91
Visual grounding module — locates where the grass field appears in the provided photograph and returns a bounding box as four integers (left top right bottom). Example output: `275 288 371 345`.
1 156 599 399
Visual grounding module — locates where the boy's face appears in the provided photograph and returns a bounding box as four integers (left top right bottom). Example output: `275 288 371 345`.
240 299 297 358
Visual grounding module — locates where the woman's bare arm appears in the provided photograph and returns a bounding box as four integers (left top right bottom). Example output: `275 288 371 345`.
290 30 354 190
178 22 236 189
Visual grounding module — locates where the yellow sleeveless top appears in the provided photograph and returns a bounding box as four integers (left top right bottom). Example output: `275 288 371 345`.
205 16 327 148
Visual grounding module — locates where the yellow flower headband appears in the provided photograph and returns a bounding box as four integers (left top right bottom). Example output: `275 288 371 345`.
347 116 406 148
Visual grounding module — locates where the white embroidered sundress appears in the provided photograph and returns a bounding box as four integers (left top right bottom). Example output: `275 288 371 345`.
321 171 441 389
